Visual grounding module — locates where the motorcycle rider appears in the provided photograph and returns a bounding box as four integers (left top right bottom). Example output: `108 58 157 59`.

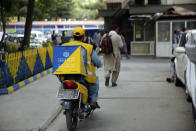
62 27 102 109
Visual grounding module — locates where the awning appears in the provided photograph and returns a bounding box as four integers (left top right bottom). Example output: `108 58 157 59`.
129 4 196 15
129 15 153 21
164 6 196 16
129 4 196 21
129 13 164 21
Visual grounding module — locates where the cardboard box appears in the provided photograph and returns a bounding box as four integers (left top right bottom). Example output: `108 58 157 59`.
53 45 87 76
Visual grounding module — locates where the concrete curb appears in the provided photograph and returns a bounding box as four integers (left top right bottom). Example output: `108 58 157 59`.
0 68 53 95
39 105 63 131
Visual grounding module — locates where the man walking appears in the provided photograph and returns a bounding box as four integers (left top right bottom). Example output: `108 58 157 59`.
101 24 123 87
93 30 102 54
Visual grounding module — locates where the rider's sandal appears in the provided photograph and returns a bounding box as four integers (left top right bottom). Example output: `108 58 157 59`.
90 102 100 109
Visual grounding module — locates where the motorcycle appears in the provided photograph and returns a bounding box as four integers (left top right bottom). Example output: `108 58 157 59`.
56 74 95 131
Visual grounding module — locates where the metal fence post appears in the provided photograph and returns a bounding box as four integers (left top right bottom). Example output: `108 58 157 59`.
1 50 7 88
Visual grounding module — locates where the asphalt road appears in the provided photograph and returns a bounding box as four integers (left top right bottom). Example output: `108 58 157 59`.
46 57 196 131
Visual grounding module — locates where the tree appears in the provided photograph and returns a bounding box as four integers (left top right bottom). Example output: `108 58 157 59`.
34 0 56 20
70 0 106 20
33 0 73 21
0 0 18 49
23 0 35 47
55 0 73 19
17 0 28 21
45 0 73 20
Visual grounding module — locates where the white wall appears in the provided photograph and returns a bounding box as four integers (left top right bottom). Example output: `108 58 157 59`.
173 0 196 4
167 0 173 4
162 0 196 5
106 0 123 3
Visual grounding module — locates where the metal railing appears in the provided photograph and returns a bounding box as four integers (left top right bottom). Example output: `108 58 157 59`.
0 46 53 88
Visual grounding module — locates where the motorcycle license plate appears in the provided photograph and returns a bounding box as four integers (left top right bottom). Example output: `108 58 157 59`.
57 89 79 99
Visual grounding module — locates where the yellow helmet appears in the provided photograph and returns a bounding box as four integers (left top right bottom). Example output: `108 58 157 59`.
73 27 85 37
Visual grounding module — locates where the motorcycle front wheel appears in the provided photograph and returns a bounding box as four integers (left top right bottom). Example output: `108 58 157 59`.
65 109 78 131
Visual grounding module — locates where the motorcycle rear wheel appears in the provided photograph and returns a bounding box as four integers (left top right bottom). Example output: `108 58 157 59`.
65 109 78 131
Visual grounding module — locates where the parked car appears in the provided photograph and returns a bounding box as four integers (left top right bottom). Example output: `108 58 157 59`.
185 58 196 123
0 32 8 42
185 29 196 123
174 32 188 86
4 33 42 48
4 33 23 44
0 32 3 41
31 31 47 43
29 38 42 48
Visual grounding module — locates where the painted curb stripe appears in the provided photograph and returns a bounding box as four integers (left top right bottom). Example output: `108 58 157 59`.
40 72 44 77
37 73 41 78
8 87 14 94
13 84 20 91
29 77 34 82
43 71 47 75
33 75 37 80
0 89 8 95
18 81 25 88
24 79 30 85
0 68 53 95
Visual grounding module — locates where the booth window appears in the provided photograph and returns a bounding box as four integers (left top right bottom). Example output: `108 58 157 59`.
145 22 154 41
158 22 170 42
172 21 185 43
135 22 144 41
135 21 154 41
187 21 196 30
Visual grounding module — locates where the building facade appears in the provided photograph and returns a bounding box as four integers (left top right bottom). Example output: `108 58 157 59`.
99 0 196 57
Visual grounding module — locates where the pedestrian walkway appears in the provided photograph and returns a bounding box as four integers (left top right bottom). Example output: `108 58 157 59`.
0 74 61 131
1 57 196 131
47 57 196 131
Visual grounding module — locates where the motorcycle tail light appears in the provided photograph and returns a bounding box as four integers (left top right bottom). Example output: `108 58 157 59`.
63 81 78 89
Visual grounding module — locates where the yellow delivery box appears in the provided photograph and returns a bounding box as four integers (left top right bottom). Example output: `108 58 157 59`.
53 45 87 76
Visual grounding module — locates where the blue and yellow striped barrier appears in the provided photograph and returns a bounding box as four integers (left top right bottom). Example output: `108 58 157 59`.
0 46 53 89
0 68 53 95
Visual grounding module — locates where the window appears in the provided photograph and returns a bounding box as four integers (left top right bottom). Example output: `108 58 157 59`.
187 21 196 30
44 25 55 29
69 25 82 29
135 22 144 41
64 25 69 29
6 25 15 29
32 26 42 29
187 32 196 46
57 25 64 29
145 22 154 41
172 21 184 43
84 25 97 28
134 21 154 41
16 25 24 29
158 22 170 42
98 25 104 29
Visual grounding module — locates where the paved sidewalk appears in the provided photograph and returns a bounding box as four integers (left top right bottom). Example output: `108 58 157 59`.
47 57 196 131
1 57 196 131
0 74 61 131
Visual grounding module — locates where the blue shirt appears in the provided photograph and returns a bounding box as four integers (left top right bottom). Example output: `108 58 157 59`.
91 51 102 68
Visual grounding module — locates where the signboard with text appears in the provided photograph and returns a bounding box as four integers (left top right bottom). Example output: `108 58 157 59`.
53 45 87 76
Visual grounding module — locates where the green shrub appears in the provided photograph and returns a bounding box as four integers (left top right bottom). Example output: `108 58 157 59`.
6 43 20 53
42 40 54 47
